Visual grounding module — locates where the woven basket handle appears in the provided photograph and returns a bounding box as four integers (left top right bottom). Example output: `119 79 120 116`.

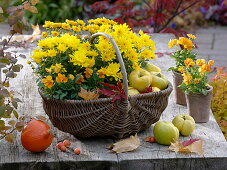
90 32 129 100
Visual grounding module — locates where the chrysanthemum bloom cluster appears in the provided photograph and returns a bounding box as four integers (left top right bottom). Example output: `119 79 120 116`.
30 18 156 100
178 58 214 95
168 34 197 72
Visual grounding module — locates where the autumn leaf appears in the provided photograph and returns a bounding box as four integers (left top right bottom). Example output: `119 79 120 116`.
35 115 47 121
31 0 39 6
168 139 204 155
78 88 99 100
107 134 140 153
15 121 25 132
5 134 14 143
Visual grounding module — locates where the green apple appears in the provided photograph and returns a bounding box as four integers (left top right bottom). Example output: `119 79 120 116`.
144 62 161 72
129 69 151 92
172 114 195 136
149 72 168 90
153 121 179 145
128 86 140 95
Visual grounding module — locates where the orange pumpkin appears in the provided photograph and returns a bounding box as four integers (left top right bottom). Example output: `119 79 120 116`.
21 120 53 152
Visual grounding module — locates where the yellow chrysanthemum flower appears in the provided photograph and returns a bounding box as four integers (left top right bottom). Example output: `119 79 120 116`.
42 32 47 38
51 31 59 37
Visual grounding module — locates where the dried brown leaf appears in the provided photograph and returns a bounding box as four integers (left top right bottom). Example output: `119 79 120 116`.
168 139 204 155
78 88 99 100
5 134 14 143
109 134 140 153
15 121 25 132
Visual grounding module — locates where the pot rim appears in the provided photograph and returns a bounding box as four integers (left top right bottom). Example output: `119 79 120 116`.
186 84 213 96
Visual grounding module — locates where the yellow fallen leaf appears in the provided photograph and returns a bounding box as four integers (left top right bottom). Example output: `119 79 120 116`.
78 88 99 100
168 139 204 155
108 134 140 153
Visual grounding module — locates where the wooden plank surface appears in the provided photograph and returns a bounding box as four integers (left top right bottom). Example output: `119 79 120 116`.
0 34 227 170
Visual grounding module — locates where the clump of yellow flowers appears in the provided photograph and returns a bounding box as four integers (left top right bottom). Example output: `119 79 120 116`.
30 17 156 100
168 34 197 72
178 58 214 95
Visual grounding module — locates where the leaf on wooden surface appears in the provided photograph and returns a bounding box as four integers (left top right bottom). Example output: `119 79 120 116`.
108 134 140 153
5 134 14 143
168 139 204 155
8 120 16 126
78 88 99 100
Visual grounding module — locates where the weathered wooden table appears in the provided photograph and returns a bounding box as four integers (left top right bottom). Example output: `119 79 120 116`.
1 34 227 170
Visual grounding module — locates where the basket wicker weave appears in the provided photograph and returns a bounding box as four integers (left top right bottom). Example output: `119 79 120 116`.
39 32 173 138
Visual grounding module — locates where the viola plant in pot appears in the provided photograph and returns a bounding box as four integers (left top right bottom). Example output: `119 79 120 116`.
178 58 214 123
168 34 197 105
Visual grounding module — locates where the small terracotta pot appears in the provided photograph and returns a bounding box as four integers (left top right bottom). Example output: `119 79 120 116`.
185 85 213 123
172 71 187 106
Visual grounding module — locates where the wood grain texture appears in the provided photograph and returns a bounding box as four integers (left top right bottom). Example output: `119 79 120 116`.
0 34 227 170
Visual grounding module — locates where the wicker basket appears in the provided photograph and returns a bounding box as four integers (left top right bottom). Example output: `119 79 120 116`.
39 33 173 138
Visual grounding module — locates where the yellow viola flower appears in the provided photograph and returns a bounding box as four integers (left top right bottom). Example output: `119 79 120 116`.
183 73 192 85
178 37 194 50
187 34 197 39
184 58 195 67
208 60 214 66
196 59 205 66
42 76 54 88
42 32 47 38
194 78 200 84
178 66 184 73
51 31 59 37
168 39 178 48
200 64 211 72
84 68 93 78
56 73 68 83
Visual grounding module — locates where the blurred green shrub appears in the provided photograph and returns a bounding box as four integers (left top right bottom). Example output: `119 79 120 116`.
12 0 85 24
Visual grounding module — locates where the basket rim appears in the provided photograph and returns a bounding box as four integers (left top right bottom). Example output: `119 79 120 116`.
39 81 173 104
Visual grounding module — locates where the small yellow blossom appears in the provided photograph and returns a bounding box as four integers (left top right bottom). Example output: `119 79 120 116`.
45 68 52 73
196 59 205 66
178 66 184 73
187 34 197 39
208 60 214 66
178 37 194 50
61 23 70 30
42 76 54 88
168 39 178 48
184 58 195 67
69 74 75 80
26 60 31 64
183 73 192 85
200 64 211 72
194 78 200 84
56 73 68 83
57 44 68 52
